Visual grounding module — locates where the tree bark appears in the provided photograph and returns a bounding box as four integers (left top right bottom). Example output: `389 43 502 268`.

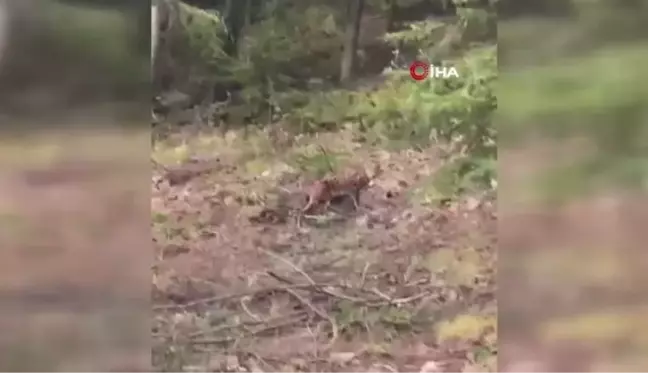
151 0 158 66
223 0 248 57
386 0 398 32
339 0 365 82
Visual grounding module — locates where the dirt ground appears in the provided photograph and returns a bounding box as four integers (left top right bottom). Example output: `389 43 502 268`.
151 125 497 372
4 126 645 371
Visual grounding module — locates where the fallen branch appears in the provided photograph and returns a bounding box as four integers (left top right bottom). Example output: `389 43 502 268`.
187 310 308 339
259 248 339 350
153 283 322 311
189 312 310 345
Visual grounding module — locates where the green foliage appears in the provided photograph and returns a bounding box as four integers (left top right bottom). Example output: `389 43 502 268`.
363 46 496 146
175 1 345 123
413 155 495 203
283 90 356 132
278 11 497 192
436 314 496 344
356 44 497 189
334 300 417 338
178 3 229 67
425 246 490 287
289 146 348 178
236 5 342 89
456 4 497 43
162 0 497 193
383 19 447 48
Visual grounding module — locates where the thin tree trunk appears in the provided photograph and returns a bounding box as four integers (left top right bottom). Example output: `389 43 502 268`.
224 0 248 57
386 0 399 32
151 0 158 66
340 0 365 82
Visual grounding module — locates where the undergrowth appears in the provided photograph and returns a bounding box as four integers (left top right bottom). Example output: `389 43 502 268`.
157 0 497 198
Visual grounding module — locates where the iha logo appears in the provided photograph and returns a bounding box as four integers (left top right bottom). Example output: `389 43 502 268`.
410 61 459 80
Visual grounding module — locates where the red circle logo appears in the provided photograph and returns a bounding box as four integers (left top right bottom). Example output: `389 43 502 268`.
409 61 429 81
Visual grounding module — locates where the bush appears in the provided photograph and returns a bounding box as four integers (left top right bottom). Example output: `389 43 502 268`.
156 1 498 194
281 12 498 193
356 45 497 191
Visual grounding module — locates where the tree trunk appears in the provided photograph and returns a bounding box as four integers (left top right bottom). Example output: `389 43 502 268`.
339 0 365 83
152 0 180 92
223 0 248 57
151 0 158 66
386 0 398 32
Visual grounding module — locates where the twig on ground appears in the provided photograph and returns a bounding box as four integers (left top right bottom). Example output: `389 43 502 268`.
370 287 393 302
359 263 371 288
306 322 325 359
189 336 237 345
368 288 436 307
240 295 262 322
258 247 317 285
259 248 339 350
267 269 373 303
391 291 432 305
153 283 322 311
156 244 438 356
283 286 339 351
189 312 310 345
185 311 307 339
266 270 295 285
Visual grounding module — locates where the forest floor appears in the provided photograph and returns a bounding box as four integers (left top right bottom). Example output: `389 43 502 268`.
151 124 497 372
